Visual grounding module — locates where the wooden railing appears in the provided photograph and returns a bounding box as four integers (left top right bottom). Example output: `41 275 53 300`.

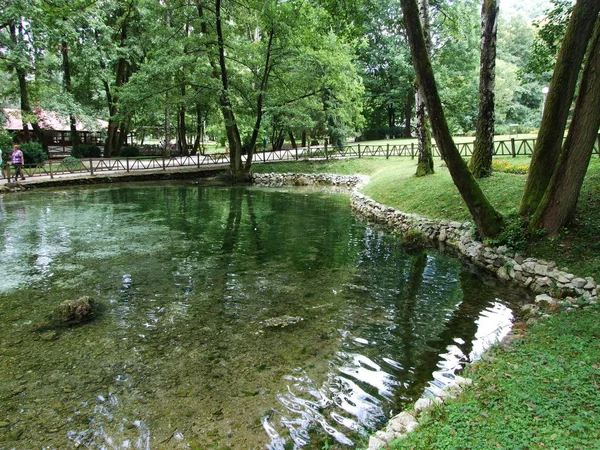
12 137 600 181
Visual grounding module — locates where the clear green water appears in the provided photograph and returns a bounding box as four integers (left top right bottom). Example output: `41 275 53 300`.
0 183 530 449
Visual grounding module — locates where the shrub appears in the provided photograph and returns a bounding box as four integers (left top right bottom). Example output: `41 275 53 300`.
0 130 13 153
61 156 82 172
492 160 529 174
121 145 140 157
20 142 46 166
72 144 102 158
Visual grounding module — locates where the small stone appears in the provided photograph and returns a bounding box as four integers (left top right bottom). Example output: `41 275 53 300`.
376 429 395 442
497 266 510 281
535 294 556 306
414 397 433 412
368 436 386 449
572 278 588 289
455 376 473 386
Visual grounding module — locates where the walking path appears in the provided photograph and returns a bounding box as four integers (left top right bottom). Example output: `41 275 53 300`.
0 159 230 191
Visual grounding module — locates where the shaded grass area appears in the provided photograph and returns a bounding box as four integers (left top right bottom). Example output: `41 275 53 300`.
253 156 600 280
389 308 600 450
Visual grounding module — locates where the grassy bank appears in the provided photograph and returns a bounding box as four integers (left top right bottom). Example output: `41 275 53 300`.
253 155 600 449
390 307 600 450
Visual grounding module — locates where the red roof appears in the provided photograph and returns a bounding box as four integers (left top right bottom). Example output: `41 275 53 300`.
2 108 108 132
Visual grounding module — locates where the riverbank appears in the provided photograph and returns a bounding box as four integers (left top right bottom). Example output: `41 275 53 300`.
251 158 600 449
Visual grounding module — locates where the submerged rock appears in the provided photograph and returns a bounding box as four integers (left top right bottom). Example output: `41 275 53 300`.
259 315 303 328
50 296 98 325
34 296 99 332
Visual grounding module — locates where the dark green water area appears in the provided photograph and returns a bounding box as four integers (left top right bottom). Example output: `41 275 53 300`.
0 183 531 449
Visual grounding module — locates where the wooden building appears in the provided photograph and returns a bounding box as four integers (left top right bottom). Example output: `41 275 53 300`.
2 108 108 152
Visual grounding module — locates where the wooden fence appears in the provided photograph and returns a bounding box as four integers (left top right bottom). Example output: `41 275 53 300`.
10 137 600 181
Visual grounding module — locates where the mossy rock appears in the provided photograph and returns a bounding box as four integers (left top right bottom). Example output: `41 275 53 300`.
50 296 98 325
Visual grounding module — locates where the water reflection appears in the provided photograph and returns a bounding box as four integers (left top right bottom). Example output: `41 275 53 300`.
0 184 530 449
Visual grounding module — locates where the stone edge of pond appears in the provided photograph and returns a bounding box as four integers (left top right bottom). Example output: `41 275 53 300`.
252 172 599 450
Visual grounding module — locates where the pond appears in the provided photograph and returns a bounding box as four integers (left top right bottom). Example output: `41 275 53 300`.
0 183 530 449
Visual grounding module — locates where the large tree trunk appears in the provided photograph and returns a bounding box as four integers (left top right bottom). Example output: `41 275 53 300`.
520 0 600 216
415 0 434 177
470 0 498 179
401 0 503 238
61 42 80 155
11 23 47 153
529 22 600 235
415 90 433 176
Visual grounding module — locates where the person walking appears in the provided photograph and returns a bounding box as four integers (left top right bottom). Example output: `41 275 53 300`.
11 144 25 182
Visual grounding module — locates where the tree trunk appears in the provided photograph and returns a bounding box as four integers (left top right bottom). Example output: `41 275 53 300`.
61 41 81 156
415 89 434 176
178 105 188 156
211 0 245 180
415 0 434 177
403 87 414 138
401 0 503 238
470 0 498 179
11 23 47 152
289 131 297 150
530 22 600 235
520 0 600 216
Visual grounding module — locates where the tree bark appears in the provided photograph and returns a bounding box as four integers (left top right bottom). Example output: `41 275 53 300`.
530 21 600 235
415 0 434 177
213 0 244 179
403 87 414 138
289 131 297 150
470 0 498 179
10 23 47 152
61 42 80 155
178 104 188 156
401 0 503 238
520 0 600 216
415 89 433 176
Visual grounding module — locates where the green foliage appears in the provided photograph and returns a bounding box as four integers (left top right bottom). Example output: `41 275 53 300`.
19 142 46 166
484 213 531 250
120 145 140 157
0 130 14 152
525 0 573 79
72 144 102 158
61 155 82 172
359 126 405 141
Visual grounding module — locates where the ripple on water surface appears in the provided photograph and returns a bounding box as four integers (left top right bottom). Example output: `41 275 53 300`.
0 183 530 449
